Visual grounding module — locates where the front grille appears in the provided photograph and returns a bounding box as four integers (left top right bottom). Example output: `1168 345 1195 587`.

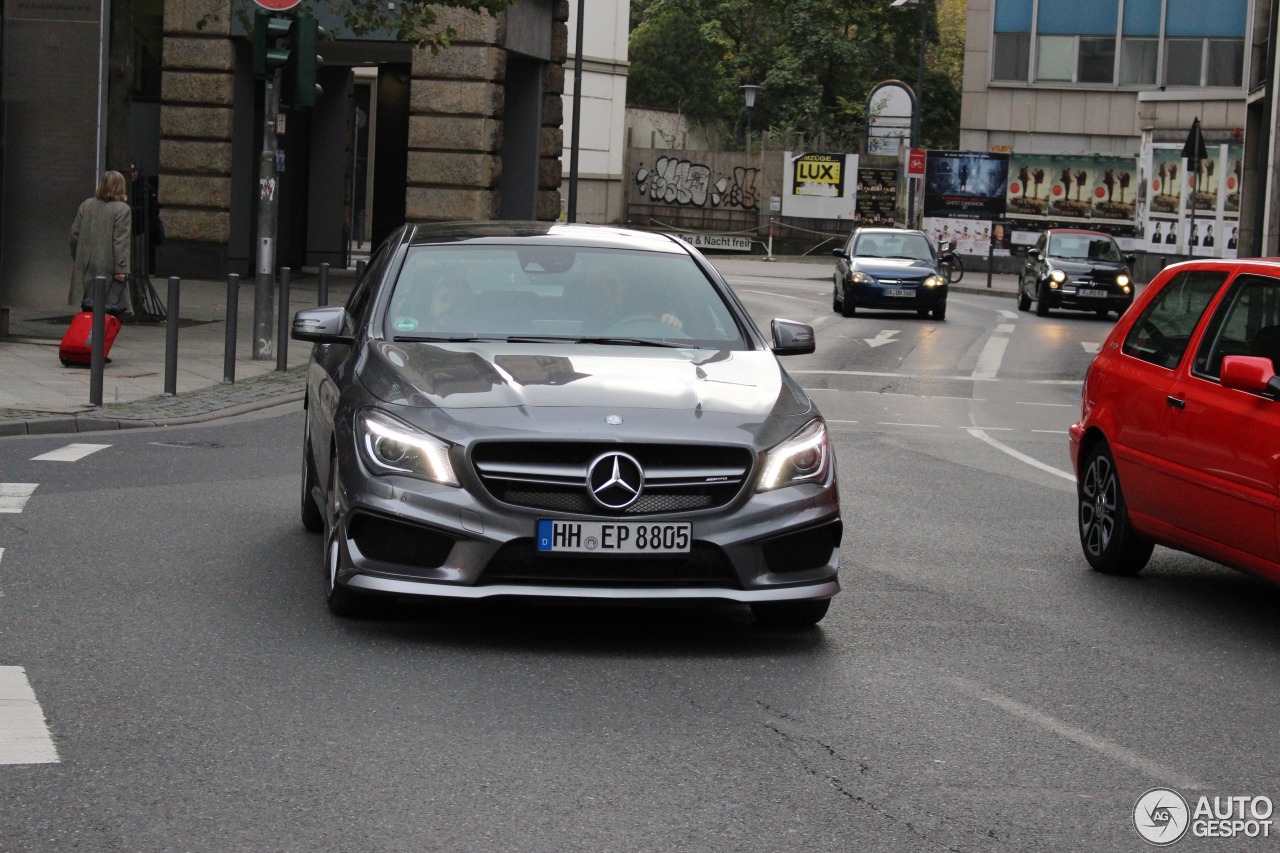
479 539 740 587
761 520 843 574
472 441 752 516
348 514 455 568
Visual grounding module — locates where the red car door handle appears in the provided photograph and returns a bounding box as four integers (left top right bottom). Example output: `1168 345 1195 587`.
1166 395 1186 409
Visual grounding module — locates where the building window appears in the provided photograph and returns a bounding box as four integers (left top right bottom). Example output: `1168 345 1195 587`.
1164 38 1202 85
1037 35 1076 81
1206 39 1245 86
1120 38 1159 84
1078 38 1117 83
993 32 1031 81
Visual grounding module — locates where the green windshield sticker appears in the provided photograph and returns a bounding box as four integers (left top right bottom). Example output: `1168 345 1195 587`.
394 317 418 331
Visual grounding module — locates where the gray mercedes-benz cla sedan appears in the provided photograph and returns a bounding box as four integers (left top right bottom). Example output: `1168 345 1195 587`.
292 222 842 626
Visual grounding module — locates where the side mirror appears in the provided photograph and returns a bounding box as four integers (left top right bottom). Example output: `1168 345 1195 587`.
1027 248 1040 259
832 247 846 259
1125 254 1137 265
292 306 353 344
1221 355 1280 395
770 318 816 356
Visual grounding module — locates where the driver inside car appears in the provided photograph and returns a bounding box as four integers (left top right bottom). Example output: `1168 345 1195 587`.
580 264 684 333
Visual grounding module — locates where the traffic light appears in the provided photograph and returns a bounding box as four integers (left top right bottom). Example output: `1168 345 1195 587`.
251 10 292 79
287 13 325 110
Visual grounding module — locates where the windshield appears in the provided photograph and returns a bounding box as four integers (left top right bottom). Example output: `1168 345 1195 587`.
383 245 749 349
854 232 935 262
1048 234 1122 262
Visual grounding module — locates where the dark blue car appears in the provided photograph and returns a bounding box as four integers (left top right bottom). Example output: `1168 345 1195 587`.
831 228 949 320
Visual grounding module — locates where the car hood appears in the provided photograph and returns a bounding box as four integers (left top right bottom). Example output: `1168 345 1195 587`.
850 257 940 279
1048 258 1128 275
358 340 810 418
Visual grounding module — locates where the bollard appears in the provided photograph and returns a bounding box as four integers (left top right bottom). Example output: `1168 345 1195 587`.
164 276 181 395
318 262 330 306
277 266 291 371
223 273 239 385
89 276 106 406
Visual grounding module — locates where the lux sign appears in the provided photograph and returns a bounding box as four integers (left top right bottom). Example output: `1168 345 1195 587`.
797 162 838 183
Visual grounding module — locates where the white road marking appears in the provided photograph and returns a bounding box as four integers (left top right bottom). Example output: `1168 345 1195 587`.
997 309 1018 320
966 429 1074 481
865 329 900 348
31 443 110 462
825 419 859 424
995 323 1016 333
0 484 38 514
0 667 60 765
878 422 941 428
965 426 1013 431
946 676 1209 791
790 369 1080 385
1017 401 1074 408
1032 429 1070 435
1081 342 1102 354
972 336 1010 380
803 388 984 402
742 289 817 303
0 547 4 598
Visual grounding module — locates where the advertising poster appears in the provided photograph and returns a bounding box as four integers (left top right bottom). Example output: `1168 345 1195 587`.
853 168 898 227
782 151 858 220
923 151 1009 219
923 217 996 256
1141 142 1238 258
1006 153 1137 225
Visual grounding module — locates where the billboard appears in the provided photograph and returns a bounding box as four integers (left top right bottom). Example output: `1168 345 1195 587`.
1141 142 1241 258
1006 153 1137 226
782 152 858 220
853 168 898 227
923 151 1009 219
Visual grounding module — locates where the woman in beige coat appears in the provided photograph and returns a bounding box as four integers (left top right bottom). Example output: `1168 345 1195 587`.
68 170 131 306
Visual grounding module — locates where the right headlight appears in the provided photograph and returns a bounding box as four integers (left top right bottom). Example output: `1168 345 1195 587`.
1049 269 1067 283
757 419 832 492
849 271 874 284
356 409 459 486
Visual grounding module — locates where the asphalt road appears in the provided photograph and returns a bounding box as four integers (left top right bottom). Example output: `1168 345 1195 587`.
1 276 1278 852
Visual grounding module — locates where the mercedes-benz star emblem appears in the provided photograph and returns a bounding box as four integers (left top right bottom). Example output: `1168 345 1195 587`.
587 452 644 510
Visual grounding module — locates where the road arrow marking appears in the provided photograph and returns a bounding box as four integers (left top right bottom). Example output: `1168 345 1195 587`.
1081 342 1102 354
864 329 900 348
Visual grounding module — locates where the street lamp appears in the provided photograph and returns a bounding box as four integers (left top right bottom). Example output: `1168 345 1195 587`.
740 84 761 153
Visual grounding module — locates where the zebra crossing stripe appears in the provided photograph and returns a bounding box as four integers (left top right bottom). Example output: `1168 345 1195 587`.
0 667 59 765
31 443 110 462
0 484 37 514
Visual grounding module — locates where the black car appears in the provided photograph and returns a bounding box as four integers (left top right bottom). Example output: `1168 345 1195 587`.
291 222 842 626
1018 228 1136 318
831 228 949 320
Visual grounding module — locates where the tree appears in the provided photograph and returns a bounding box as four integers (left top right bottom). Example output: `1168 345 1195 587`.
627 0 962 151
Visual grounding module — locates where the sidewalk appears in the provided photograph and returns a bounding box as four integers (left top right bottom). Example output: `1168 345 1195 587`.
0 267 355 436
0 257 1022 437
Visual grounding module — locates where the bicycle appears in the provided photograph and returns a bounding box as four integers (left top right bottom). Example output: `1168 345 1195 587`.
939 250 964 284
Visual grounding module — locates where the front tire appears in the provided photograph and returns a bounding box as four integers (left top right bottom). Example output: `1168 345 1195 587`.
932 302 946 321
751 599 830 627
1035 282 1050 317
300 409 324 533
323 457 372 617
839 283 856 317
1017 282 1032 312
1078 443 1154 576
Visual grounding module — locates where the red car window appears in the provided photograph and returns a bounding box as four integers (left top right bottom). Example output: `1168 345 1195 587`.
1192 274 1280 379
1122 270 1226 369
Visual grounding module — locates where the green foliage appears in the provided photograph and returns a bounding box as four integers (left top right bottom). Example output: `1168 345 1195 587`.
628 0 962 150
233 0 517 52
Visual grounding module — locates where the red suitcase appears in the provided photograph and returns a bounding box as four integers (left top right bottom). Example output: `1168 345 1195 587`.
59 311 122 367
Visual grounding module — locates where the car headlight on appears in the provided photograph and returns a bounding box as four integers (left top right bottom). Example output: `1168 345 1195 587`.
357 409 459 486
850 271 874 284
1049 269 1067 283
923 274 945 288
1116 274 1130 287
757 419 832 492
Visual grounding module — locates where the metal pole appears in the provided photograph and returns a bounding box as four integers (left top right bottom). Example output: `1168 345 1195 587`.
318 261 330 306
254 69 282 360
277 266 291 371
89 276 106 406
567 0 585 222
223 273 239 385
912 0 927 149
164 276 180 395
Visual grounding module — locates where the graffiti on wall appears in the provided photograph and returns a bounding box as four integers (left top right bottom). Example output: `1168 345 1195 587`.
634 157 760 211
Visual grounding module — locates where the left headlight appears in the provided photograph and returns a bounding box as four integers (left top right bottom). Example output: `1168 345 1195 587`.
923 274 946 288
1049 269 1067 283
356 409 460 486
1116 274 1131 287
757 419 832 492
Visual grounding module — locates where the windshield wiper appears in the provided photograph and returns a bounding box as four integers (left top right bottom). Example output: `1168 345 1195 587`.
572 336 687 348
392 334 506 343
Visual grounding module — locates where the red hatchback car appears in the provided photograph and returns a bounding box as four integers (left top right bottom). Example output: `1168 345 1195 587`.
1069 259 1280 581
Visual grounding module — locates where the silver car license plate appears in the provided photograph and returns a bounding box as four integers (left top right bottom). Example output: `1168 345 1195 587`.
1078 288 1108 298
537 519 692 554
884 288 915 298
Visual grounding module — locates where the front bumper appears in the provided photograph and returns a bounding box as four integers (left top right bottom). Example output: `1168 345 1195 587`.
849 280 948 310
330 449 843 604
1041 280 1132 312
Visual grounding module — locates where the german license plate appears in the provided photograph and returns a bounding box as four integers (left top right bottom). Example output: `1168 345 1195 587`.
884 288 915 298
1078 288 1108 298
536 519 692 554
